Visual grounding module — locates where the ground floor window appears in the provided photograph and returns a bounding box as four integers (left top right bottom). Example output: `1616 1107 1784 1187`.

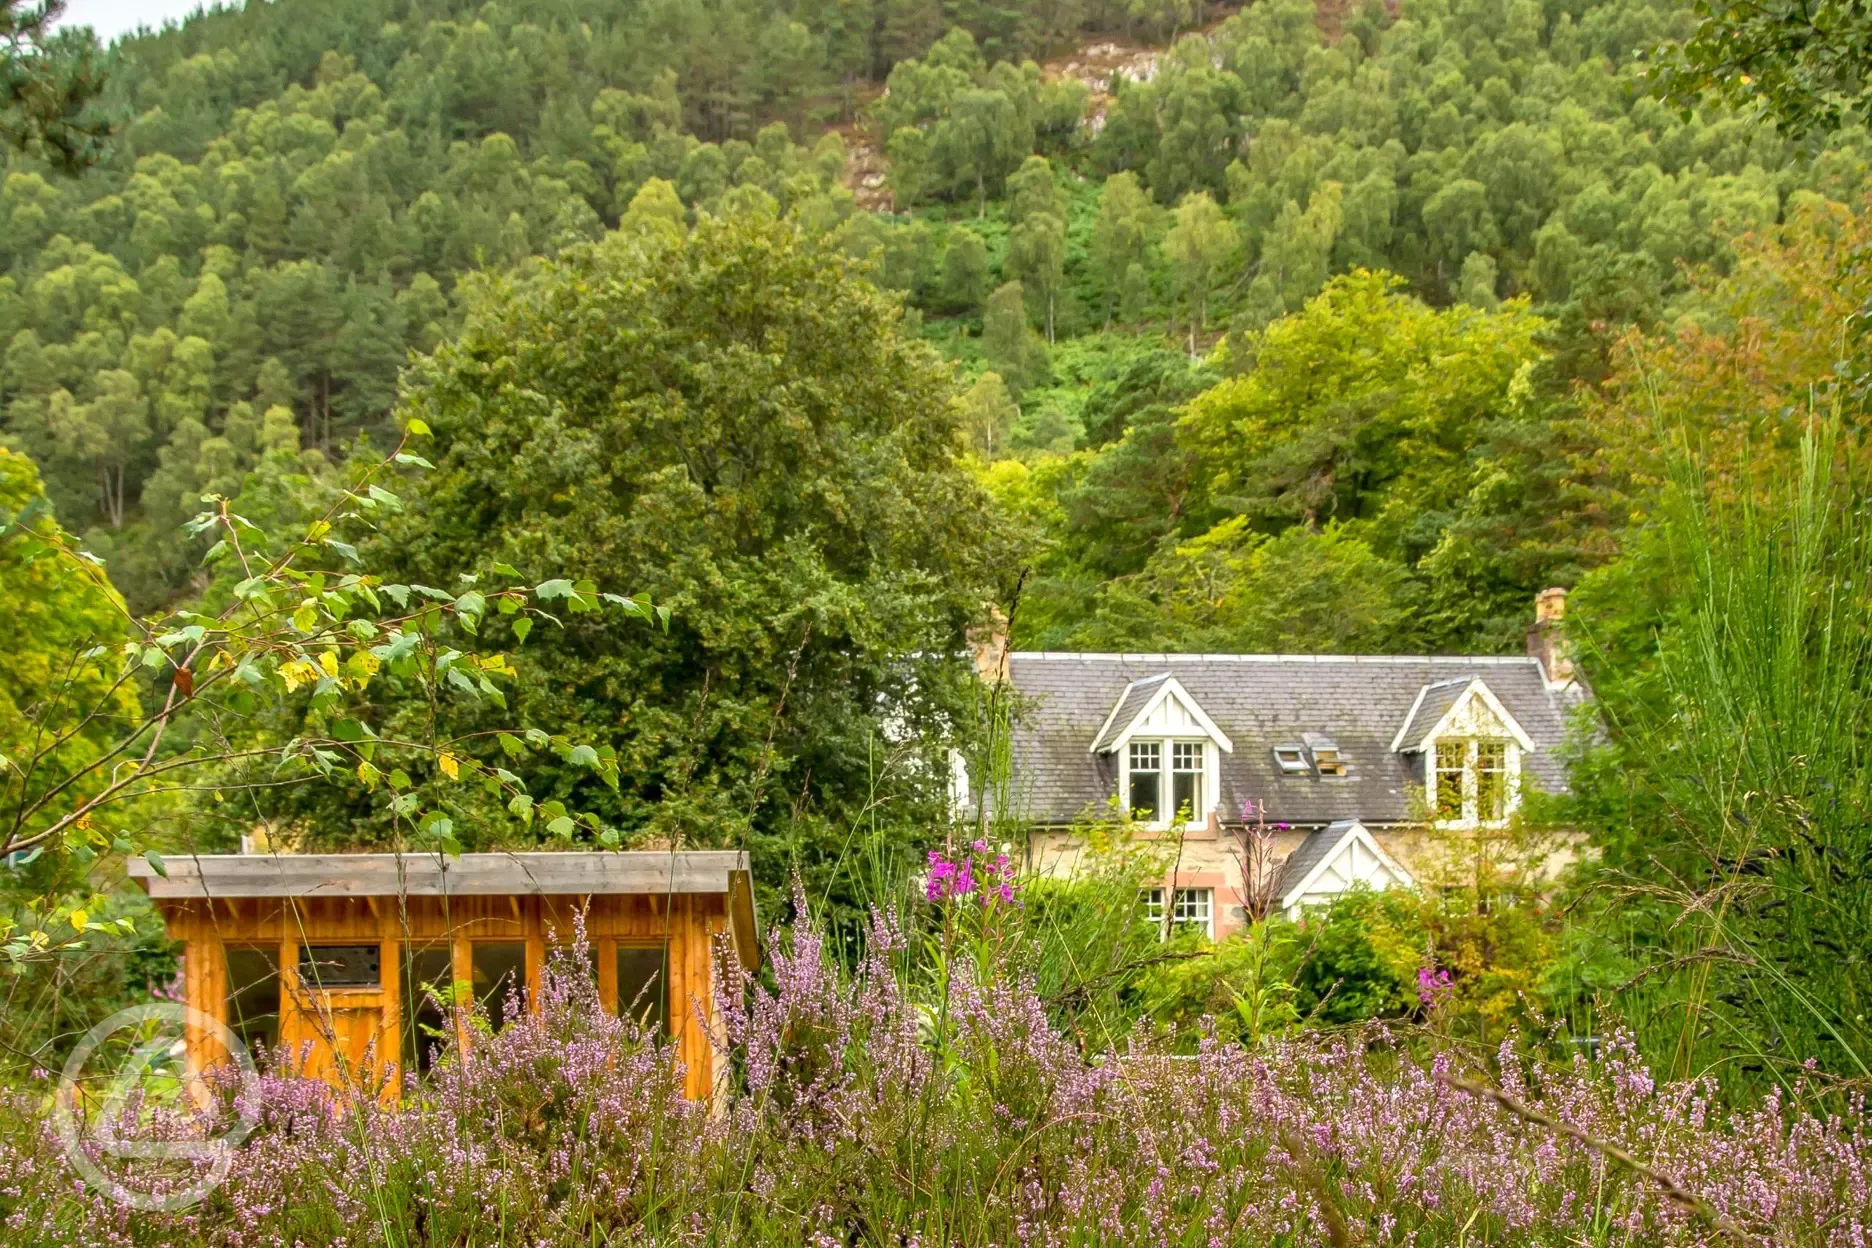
1140 887 1215 938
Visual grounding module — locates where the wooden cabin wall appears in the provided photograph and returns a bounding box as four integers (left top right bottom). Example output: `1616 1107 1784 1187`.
162 892 729 1101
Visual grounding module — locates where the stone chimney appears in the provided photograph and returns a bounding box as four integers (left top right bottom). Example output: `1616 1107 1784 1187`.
1525 587 1574 685
970 607 1010 682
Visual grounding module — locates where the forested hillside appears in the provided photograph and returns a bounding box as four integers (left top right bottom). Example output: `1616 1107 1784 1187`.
8 0 1872 1092
2 0 1865 640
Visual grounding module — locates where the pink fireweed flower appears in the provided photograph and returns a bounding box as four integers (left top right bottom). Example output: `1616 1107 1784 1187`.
1417 964 1456 1008
927 844 1021 906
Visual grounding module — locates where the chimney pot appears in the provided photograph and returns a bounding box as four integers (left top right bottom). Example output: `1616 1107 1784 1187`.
1527 588 1573 684
970 607 1010 682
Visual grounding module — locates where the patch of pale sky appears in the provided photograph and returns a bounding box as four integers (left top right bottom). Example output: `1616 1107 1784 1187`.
54 0 234 44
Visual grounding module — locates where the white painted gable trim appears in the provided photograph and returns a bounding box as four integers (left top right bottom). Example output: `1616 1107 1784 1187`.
1413 677 1536 753
1101 676 1234 755
1279 820 1415 913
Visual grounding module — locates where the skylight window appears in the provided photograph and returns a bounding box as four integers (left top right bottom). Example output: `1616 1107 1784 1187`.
1303 732 1347 777
1273 744 1309 775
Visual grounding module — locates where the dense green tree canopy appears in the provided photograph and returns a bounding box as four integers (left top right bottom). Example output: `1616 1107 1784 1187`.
1 0 1869 901
0 446 134 842
260 215 1009 910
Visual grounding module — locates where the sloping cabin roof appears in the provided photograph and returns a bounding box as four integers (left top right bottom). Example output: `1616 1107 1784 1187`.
1005 652 1587 827
127 849 760 967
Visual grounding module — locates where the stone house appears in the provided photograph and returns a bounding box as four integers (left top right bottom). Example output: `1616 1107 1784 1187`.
980 590 1587 938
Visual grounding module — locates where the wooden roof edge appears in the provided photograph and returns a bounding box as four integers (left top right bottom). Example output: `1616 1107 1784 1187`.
126 849 754 900
727 865 761 972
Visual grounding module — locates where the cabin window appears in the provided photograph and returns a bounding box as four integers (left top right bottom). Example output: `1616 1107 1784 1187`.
470 941 527 1031
1127 741 1161 821
298 944 380 988
616 944 669 1035
401 945 455 1074
1171 742 1203 821
1273 744 1309 775
225 947 281 1057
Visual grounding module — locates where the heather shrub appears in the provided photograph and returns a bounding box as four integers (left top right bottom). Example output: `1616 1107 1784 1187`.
6 886 1871 1245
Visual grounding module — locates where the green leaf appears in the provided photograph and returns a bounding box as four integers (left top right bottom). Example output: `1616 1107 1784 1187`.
546 815 575 838
512 616 533 644
395 452 436 469
567 744 599 769
143 850 168 879
292 599 319 633
405 417 432 437
491 561 522 579
508 794 534 824
497 732 524 758
534 578 575 601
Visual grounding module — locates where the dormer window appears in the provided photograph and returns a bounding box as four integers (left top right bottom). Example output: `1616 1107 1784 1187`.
1128 741 1161 821
1096 674 1231 829
1476 740 1508 821
1127 740 1205 823
1171 742 1204 819
1431 737 1515 825
1396 676 1533 828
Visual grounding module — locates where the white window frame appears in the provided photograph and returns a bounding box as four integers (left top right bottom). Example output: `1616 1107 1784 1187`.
1139 887 1215 938
1127 740 1162 823
1426 737 1520 828
1172 887 1213 937
1122 737 1213 830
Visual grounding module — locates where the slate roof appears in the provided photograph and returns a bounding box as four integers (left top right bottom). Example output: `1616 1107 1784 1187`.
1274 819 1362 900
1004 652 1590 827
1391 677 1470 751
1089 673 1171 753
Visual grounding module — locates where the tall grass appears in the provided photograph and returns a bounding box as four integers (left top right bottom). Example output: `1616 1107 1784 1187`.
1581 414 1872 1086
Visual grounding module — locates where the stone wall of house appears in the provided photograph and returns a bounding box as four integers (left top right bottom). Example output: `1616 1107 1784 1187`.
1024 821 1585 940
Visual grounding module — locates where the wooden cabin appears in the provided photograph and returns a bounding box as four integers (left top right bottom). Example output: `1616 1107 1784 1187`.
127 850 759 1101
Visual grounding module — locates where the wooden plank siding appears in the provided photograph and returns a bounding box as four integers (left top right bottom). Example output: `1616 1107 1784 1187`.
156 890 734 1101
